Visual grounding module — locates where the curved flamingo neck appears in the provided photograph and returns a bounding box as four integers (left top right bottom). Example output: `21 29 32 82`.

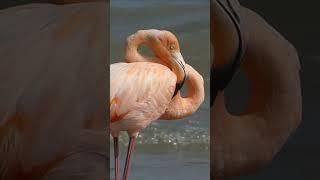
124 30 187 90
125 33 150 62
213 42 302 176
212 8 302 176
125 31 167 66
215 7 302 135
160 64 204 120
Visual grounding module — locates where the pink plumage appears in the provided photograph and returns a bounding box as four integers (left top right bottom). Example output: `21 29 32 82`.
110 62 176 137
110 29 204 180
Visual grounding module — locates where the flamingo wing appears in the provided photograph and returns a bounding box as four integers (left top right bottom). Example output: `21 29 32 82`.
110 62 176 124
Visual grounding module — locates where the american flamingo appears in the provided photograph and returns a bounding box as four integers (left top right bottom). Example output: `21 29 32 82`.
211 0 302 178
110 29 205 180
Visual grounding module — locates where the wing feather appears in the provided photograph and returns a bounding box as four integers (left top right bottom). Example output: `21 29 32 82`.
110 62 176 123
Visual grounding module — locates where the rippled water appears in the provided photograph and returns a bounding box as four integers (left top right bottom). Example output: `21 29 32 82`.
110 0 210 179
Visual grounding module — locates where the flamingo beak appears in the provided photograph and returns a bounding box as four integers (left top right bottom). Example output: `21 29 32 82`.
171 52 187 97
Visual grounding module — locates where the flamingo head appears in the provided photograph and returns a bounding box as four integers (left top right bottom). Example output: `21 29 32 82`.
147 29 187 91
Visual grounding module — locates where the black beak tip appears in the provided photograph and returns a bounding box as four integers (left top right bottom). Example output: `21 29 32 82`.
172 74 187 98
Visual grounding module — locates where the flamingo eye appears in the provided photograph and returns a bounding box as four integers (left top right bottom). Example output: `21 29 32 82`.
169 44 175 50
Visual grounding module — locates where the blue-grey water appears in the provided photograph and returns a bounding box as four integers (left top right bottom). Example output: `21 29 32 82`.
110 0 210 179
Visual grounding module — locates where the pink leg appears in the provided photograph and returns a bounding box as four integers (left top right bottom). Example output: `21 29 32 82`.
113 137 120 180
122 136 137 180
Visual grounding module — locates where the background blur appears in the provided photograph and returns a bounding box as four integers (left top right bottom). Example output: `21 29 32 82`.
0 0 57 9
110 0 210 179
4 0 317 179
0 0 32 9
0 1 109 179
225 0 320 179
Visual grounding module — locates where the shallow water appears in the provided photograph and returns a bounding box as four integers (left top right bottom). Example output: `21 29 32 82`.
110 150 209 180
110 0 210 179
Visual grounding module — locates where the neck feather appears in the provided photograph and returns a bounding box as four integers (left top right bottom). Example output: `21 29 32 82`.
160 64 204 120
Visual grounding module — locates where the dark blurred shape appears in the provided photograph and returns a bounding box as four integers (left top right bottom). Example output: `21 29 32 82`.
0 0 106 9
227 0 320 179
34 0 106 4
0 1 109 179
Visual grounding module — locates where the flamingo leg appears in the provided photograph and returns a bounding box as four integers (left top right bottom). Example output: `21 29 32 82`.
113 137 120 180
122 136 137 180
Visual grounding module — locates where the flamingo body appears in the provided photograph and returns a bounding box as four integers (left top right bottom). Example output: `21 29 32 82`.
110 29 204 180
110 62 176 137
